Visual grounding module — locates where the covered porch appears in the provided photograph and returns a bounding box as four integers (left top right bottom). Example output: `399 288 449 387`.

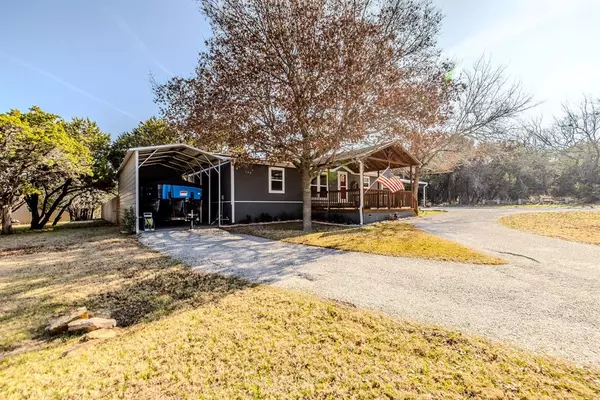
312 141 420 224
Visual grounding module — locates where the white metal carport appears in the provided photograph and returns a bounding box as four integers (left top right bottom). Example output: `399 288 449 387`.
116 144 231 233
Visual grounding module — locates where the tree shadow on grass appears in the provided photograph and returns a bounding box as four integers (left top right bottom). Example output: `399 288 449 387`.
0 226 252 357
84 267 251 327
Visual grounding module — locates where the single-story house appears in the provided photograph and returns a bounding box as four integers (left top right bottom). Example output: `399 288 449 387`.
113 141 421 233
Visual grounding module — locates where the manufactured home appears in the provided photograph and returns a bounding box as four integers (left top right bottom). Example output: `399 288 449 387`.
113 141 421 232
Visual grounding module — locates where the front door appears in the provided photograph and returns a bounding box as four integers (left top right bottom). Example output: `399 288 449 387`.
338 171 348 202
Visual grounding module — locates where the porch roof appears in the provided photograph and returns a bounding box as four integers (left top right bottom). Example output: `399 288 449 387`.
329 140 420 172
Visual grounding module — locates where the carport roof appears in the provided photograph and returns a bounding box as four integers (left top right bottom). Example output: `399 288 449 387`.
117 144 230 176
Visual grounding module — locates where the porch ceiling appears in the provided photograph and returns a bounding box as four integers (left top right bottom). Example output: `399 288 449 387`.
330 141 420 172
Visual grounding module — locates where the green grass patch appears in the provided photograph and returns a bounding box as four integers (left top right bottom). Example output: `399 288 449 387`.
500 211 600 245
228 222 504 264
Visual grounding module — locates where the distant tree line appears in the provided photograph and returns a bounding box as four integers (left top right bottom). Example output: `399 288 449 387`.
425 96 600 204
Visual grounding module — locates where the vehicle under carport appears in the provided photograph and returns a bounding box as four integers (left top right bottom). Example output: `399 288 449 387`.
116 144 232 233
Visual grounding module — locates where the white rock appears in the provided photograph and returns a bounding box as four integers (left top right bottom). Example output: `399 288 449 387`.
68 317 116 332
45 307 88 334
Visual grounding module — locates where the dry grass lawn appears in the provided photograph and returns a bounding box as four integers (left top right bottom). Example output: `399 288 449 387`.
0 225 247 354
500 211 600 245
228 222 505 264
1 226 599 399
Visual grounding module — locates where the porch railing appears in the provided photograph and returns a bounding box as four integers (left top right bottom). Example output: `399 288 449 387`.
312 189 417 214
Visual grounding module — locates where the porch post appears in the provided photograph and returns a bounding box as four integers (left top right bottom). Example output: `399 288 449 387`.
359 160 364 225
327 168 331 212
376 170 380 209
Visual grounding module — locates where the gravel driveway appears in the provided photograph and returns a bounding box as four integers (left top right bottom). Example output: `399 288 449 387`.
140 208 600 366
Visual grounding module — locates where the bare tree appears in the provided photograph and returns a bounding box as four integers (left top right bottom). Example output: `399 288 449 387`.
156 0 444 230
385 55 536 199
525 95 600 200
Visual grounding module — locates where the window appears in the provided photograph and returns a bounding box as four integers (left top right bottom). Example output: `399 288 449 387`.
363 176 371 188
269 167 285 193
311 173 328 198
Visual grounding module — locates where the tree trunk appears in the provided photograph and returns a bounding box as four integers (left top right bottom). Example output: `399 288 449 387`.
52 198 74 226
28 179 73 230
301 165 312 231
1 205 13 235
38 179 72 228
26 194 43 230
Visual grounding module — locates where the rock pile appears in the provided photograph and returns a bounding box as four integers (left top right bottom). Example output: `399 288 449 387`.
45 307 118 340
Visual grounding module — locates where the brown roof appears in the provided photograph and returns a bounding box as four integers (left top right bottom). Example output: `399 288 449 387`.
325 140 420 172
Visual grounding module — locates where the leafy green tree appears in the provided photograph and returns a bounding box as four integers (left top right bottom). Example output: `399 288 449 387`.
20 113 94 229
109 117 184 169
0 107 89 234
48 118 114 226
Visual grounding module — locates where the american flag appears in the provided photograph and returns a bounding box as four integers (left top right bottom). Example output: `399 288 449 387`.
374 167 405 193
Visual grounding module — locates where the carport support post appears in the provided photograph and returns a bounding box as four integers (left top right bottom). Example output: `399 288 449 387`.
359 160 364 225
208 170 211 225
218 162 222 227
135 150 140 234
230 161 235 224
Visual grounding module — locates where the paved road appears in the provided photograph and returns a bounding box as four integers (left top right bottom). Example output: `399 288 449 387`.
140 208 600 366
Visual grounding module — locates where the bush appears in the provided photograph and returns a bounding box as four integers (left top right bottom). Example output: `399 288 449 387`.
256 213 273 223
239 215 253 224
122 207 136 234
314 212 353 224
277 212 290 221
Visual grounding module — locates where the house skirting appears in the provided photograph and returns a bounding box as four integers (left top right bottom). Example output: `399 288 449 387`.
313 209 415 225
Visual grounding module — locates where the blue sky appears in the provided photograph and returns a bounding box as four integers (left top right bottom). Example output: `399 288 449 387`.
0 0 208 137
1 0 599 139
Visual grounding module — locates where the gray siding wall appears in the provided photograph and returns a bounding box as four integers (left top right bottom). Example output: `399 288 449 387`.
233 164 302 223
235 164 302 201
118 151 137 228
